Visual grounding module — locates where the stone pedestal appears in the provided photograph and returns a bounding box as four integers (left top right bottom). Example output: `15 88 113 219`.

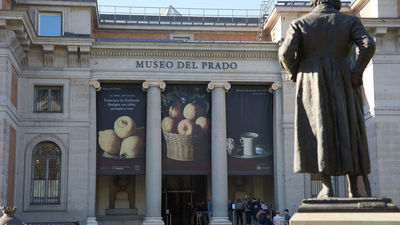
290 198 400 225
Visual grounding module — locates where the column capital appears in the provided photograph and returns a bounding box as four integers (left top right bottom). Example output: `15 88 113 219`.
268 82 282 93
90 80 101 91
142 80 166 92
207 81 231 92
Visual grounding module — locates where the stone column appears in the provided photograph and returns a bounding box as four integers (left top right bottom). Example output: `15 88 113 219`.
270 82 285 212
86 80 101 225
207 81 232 225
142 80 165 225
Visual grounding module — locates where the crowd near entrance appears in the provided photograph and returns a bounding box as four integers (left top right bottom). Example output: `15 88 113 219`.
162 175 208 225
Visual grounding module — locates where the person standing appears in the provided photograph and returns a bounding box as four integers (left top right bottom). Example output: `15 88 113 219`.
244 195 253 225
252 198 260 225
283 209 290 225
235 199 244 225
228 199 233 222
186 202 193 225
273 211 282 225
256 204 269 225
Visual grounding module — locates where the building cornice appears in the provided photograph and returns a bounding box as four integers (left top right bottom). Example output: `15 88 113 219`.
91 41 278 59
14 0 97 7
0 10 94 46
97 24 258 32
90 48 278 60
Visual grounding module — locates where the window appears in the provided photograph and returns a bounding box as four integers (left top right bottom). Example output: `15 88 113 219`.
38 12 62 36
310 174 339 197
34 86 63 112
169 33 193 41
173 36 191 41
30 141 61 205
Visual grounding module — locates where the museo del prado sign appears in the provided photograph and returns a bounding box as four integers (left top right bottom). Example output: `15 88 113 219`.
135 60 238 70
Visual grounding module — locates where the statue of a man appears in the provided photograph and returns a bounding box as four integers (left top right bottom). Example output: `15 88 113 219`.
278 0 375 198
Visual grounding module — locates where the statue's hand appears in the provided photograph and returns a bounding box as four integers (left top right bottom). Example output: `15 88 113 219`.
351 72 363 88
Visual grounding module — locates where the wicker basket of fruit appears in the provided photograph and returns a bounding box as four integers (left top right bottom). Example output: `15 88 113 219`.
162 102 210 161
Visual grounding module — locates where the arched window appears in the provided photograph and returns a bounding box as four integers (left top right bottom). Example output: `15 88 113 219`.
30 141 61 205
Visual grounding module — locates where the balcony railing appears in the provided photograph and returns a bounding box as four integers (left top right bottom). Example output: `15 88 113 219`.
97 5 260 26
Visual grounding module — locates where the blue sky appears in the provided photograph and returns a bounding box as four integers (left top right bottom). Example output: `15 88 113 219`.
97 0 264 9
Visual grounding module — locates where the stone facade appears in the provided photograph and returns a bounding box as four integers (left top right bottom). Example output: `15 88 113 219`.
0 0 398 224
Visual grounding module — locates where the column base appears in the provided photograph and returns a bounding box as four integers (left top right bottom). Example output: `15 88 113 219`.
86 217 98 225
142 217 165 225
210 217 232 225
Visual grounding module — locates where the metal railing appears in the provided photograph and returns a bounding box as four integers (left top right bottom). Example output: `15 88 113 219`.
260 0 352 16
26 223 79 225
258 0 353 39
97 5 260 26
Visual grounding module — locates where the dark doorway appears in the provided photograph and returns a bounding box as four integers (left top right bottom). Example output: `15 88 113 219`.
162 175 207 225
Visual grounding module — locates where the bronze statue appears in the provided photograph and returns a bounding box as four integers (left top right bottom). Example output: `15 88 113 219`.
279 0 375 198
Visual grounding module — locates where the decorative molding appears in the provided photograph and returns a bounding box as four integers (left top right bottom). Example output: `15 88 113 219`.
207 81 231 92
142 80 166 91
373 27 387 51
90 79 101 91
91 49 278 60
268 81 282 93
42 44 54 67
80 46 90 67
67 45 79 67
397 29 400 52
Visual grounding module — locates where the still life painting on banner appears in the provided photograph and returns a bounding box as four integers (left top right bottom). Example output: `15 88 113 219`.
161 84 211 174
227 85 273 175
96 84 146 174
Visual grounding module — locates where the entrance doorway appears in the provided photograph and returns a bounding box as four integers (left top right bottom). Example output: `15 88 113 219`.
162 175 207 225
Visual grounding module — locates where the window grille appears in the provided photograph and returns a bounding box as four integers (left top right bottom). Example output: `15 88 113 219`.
30 141 62 205
34 86 63 112
310 174 339 198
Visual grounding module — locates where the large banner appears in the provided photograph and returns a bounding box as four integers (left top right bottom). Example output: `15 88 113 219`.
161 85 211 174
227 85 273 175
97 84 146 175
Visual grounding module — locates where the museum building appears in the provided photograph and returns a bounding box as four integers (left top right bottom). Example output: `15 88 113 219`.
0 0 399 225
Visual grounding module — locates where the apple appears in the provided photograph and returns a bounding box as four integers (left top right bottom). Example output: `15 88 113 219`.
183 103 204 121
98 129 122 155
161 116 178 133
114 116 136 139
120 135 144 158
169 103 183 119
195 116 210 132
177 119 199 135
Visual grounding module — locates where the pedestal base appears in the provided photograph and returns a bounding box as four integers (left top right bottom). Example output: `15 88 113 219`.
291 198 400 225
142 217 164 225
209 217 232 225
290 212 400 225
298 198 399 212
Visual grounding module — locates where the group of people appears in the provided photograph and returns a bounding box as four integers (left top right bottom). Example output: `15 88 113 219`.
185 196 291 225
186 199 212 225
229 195 290 225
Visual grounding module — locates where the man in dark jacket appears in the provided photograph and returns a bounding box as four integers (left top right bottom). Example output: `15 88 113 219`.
279 0 375 198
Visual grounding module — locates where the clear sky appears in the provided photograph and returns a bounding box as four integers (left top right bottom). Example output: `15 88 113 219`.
97 0 264 10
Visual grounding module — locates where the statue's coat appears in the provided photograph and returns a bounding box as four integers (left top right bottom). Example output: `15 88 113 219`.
279 3 375 175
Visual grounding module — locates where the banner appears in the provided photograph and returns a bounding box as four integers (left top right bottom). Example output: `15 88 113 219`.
227 85 273 175
96 84 146 175
161 85 211 174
